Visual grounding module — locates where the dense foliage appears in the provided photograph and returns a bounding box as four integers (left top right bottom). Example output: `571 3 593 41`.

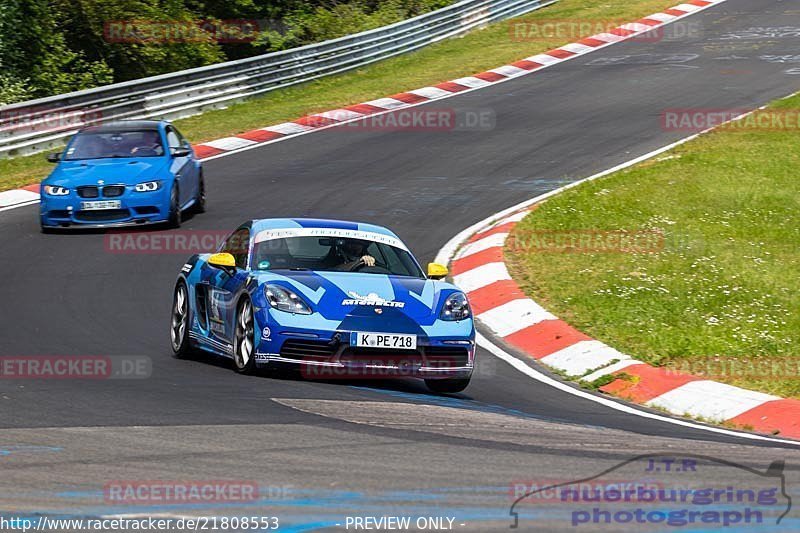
0 0 451 104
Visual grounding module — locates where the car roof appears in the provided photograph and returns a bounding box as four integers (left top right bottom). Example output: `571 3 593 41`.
79 120 165 134
250 218 401 239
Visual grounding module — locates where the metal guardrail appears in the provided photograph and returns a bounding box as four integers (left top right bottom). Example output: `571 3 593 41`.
0 0 555 158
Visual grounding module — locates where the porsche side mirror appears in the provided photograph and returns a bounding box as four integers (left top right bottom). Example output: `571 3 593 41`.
209 252 237 273
171 147 191 158
427 263 448 280
46 152 61 163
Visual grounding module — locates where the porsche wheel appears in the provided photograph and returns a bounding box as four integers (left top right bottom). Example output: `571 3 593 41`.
233 297 256 374
170 281 193 358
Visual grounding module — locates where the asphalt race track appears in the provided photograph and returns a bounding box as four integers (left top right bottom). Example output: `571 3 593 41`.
2 1 800 530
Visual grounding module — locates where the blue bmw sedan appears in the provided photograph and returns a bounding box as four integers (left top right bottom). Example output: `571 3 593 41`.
39 120 204 231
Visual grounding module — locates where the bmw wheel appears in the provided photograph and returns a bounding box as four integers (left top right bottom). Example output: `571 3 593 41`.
167 184 181 228
233 297 256 374
170 281 193 358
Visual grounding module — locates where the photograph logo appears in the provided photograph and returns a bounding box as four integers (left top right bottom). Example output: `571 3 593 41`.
509 453 790 529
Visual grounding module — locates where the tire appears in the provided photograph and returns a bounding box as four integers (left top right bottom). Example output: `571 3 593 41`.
425 378 470 394
194 172 206 214
233 297 257 374
167 184 181 228
170 281 194 358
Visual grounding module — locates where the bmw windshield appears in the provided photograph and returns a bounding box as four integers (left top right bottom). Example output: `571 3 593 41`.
251 235 425 278
64 130 165 160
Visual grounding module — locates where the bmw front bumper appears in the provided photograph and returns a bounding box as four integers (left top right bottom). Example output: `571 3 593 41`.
40 186 171 228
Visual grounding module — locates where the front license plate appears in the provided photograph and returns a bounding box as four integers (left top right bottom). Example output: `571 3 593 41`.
81 200 121 210
352 332 417 350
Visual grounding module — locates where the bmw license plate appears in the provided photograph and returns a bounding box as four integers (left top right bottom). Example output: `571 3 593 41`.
81 200 121 210
352 332 417 350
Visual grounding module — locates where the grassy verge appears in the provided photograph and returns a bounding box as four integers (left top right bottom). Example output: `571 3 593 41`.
506 94 800 398
0 0 676 192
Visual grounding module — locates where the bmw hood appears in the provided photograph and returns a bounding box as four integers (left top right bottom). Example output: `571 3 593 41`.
257 270 456 322
45 158 169 187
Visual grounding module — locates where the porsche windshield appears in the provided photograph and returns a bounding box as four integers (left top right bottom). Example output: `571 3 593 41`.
64 130 165 160
251 236 425 278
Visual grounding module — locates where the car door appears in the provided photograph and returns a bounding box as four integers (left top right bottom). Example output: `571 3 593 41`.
165 126 193 206
200 226 252 349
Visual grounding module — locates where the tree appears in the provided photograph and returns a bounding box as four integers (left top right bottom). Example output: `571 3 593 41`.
0 0 113 100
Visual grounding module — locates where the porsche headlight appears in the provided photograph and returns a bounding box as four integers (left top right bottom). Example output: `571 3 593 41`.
440 292 471 321
44 185 70 196
264 284 312 315
134 180 162 192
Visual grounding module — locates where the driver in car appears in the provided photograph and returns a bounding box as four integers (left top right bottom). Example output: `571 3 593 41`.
130 130 163 157
334 238 376 271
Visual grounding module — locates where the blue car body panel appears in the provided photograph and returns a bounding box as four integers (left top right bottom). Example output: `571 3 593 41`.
40 120 201 228
177 218 475 380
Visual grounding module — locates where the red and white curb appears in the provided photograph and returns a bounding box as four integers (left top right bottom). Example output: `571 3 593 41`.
444 184 800 442
0 0 725 214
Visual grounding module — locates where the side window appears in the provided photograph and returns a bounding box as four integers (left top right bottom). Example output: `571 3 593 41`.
172 126 191 148
166 128 181 150
221 228 250 269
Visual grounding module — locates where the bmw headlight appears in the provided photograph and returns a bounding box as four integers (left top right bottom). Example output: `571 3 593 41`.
44 185 69 196
440 292 471 321
134 180 162 192
264 284 312 315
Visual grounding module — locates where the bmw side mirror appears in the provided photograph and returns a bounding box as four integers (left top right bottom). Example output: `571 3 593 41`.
171 147 191 158
46 152 61 163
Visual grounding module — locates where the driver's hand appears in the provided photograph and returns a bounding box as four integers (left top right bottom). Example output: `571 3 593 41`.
361 255 376 267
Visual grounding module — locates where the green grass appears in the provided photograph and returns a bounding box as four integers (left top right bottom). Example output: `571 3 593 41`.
0 0 676 192
506 93 800 399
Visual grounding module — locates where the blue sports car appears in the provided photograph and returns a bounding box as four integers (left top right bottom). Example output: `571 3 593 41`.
170 218 475 393
40 120 204 231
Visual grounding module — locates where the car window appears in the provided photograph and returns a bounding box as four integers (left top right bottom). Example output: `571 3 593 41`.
251 236 424 277
64 130 164 160
166 128 181 150
220 228 250 269
172 126 191 148
285 237 331 259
